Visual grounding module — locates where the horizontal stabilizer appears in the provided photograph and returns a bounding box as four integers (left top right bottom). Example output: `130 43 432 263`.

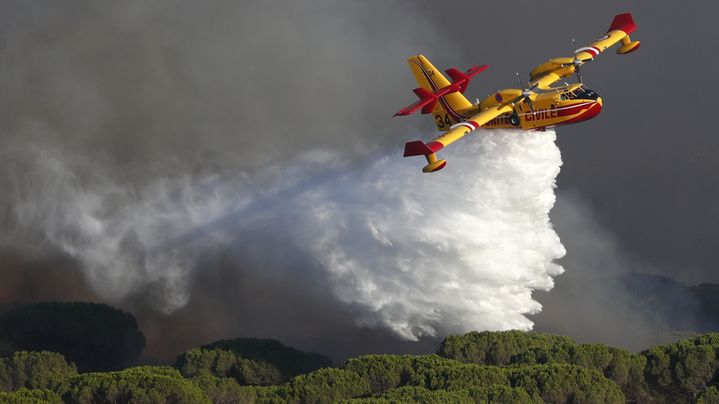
394 88 439 116
394 64 488 117
445 65 488 93
415 88 438 114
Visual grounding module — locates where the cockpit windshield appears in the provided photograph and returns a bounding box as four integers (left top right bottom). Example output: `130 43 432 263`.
560 85 600 100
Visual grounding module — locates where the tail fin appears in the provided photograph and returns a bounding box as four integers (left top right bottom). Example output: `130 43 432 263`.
408 55 473 131
608 13 640 54
608 13 637 35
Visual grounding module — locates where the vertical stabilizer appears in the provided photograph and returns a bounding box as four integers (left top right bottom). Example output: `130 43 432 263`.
407 55 473 131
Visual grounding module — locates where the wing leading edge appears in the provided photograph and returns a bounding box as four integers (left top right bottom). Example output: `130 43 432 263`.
403 104 514 173
529 13 640 89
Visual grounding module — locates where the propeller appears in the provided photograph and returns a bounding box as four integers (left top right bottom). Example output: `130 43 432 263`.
511 72 538 115
572 38 583 83
562 38 587 83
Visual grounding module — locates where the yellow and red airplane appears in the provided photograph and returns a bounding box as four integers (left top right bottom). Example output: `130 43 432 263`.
396 13 640 173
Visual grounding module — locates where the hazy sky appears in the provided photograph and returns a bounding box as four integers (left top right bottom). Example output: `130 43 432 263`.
0 1 716 361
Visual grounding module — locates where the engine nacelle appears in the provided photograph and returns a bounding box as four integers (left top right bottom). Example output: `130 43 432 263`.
529 58 574 82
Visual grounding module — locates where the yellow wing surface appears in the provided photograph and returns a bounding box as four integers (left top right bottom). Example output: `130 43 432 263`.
529 13 640 89
403 104 513 173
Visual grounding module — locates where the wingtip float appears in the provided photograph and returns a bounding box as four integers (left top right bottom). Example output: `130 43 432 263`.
395 13 639 173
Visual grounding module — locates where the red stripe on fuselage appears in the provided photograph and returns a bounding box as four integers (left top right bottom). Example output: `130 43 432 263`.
557 101 595 117
560 102 602 124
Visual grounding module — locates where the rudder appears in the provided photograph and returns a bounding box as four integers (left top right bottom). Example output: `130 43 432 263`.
407 55 473 131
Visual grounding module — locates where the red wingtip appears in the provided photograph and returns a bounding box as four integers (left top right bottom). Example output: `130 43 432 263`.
403 140 444 157
403 141 432 157
608 13 637 35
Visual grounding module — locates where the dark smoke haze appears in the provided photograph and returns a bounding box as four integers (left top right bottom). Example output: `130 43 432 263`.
0 0 453 362
1 0 717 364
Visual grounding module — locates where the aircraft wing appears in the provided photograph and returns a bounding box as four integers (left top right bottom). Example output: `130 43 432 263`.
403 104 514 172
529 13 640 89
574 13 639 60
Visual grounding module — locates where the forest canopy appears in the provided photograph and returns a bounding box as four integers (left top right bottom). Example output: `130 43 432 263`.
2 301 719 403
0 302 145 372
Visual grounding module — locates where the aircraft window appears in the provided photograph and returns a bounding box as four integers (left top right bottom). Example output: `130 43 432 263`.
573 87 600 100
561 86 599 100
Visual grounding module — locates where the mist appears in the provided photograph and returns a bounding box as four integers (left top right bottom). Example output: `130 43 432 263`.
0 0 570 361
532 192 704 351
3 126 566 360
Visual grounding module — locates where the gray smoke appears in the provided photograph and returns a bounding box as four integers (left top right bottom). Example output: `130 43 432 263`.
0 1 570 359
532 192 699 351
0 1 688 362
0 1 455 168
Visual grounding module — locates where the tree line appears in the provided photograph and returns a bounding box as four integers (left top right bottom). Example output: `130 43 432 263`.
2 302 719 403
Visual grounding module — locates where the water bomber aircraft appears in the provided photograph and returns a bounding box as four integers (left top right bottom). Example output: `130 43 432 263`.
396 13 640 173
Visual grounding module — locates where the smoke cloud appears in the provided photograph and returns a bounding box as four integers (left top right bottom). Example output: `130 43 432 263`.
5 128 565 346
0 1 623 362
2 0 715 363
0 0 463 359
0 1 451 169
532 192 702 351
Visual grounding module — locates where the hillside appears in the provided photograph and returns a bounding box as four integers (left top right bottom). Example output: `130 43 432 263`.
3 329 719 402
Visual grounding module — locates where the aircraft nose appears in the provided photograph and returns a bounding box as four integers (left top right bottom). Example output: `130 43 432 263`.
596 96 603 107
